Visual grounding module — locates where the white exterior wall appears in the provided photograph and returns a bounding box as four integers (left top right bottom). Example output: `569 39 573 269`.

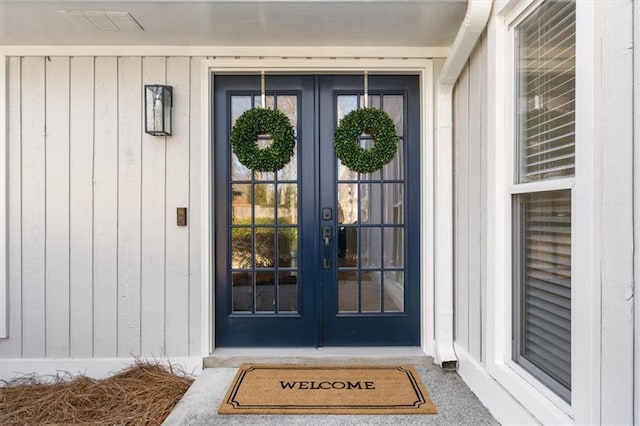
599 1 634 421
0 56 204 375
453 31 487 363
635 1 640 422
453 2 635 424
0 53 438 377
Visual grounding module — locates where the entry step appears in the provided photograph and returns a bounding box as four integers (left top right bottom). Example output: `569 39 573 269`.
203 347 432 368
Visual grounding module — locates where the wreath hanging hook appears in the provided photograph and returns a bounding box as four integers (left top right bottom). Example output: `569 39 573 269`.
260 70 266 108
363 70 368 108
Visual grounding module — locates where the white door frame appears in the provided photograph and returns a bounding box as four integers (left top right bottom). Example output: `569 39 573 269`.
200 58 435 355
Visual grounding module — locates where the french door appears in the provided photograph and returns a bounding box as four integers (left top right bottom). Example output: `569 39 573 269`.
214 74 420 346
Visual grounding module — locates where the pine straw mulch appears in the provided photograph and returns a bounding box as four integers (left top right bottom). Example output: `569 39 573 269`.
0 361 194 425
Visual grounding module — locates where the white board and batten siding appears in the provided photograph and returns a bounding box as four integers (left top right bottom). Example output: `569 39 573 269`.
0 56 204 377
452 3 636 423
453 32 487 363
598 1 634 422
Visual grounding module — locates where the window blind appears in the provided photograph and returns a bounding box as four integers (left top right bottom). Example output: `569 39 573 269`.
517 0 575 183
518 190 571 401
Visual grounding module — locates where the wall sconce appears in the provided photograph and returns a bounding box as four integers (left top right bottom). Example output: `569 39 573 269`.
145 85 172 136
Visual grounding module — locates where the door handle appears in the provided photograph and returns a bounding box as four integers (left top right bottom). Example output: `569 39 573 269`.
322 226 332 269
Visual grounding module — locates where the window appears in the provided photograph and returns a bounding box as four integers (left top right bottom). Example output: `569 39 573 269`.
511 0 575 403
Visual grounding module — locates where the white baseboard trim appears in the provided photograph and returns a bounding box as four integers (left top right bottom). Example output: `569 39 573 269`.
0 357 203 381
455 344 539 425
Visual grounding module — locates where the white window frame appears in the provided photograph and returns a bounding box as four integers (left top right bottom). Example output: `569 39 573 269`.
485 0 600 423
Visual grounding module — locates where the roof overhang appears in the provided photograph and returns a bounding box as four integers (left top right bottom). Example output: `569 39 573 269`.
0 0 467 48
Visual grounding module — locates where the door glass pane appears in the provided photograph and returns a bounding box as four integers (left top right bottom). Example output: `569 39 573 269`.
383 271 404 312
277 95 298 180
230 96 255 181
337 183 358 224
359 94 380 109
278 272 297 312
278 228 297 267
254 227 275 268
255 170 275 182
232 153 252 181
384 227 403 268
359 183 382 224
255 271 275 312
383 95 403 135
338 161 357 181
231 184 252 224
277 95 298 132
232 271 252 312
361 170 381 181
231 96 252 124
337 95 357 120
359 137 381 180
382 138 404 180
360 227 382 269
336 93 358 180
277 184 298 225
361 270 381 312
383 183 403 224
254 183 275 224
254 136 275 180
338 226 357 267
278 149 298 181
253 95 274 109
231 227 252 269
338 271 358 312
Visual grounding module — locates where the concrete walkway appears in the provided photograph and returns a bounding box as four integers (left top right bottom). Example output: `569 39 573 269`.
164 353 497 425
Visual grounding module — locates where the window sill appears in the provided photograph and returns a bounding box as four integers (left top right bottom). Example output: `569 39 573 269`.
486 359 573 424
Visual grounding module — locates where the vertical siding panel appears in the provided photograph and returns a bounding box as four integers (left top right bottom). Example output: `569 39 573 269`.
117 57 142 357
21 57 46 358
0 57 23 357
45 57 71 358
430 58 445 348
93 57 118 357
468 44 483 360
453 83 461 342
141 57 167 356
69 57 95 358
480 32 489 363
454 62 470 351
188 56 203 356
600 1 634 420
165 57 190 356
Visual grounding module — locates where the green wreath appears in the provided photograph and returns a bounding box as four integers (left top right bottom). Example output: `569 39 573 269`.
231 108 296 172
334 107 399 173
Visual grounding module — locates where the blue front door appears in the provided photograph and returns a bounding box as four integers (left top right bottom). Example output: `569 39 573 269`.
214 74 420 347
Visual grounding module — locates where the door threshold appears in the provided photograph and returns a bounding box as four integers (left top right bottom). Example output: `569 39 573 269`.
203 347 431 368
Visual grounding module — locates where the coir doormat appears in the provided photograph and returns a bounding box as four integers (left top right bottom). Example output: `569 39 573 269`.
218 364 437 415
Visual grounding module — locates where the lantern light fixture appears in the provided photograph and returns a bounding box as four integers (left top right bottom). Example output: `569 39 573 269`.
144 85 172 136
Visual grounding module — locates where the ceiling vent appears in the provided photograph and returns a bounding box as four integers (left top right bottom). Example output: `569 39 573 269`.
58 10 144 32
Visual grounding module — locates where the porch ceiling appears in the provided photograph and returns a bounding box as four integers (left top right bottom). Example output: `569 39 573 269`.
0 0 467 47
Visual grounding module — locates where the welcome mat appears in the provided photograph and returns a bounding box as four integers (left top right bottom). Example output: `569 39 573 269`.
218 364 438 415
